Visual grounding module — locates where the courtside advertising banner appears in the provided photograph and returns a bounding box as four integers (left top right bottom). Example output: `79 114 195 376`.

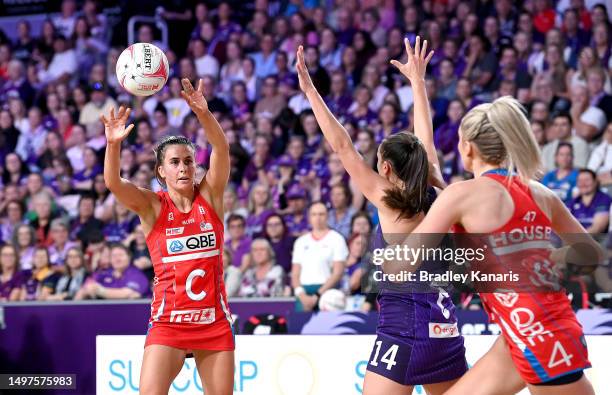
97 335 611 394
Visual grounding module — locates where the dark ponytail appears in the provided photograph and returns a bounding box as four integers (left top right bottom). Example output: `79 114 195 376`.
153 135 196 187
379 132 429 220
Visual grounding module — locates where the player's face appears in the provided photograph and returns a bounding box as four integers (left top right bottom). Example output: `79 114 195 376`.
159 145 196 192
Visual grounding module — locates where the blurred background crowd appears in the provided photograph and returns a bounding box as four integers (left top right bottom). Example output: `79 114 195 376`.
0 0 612 311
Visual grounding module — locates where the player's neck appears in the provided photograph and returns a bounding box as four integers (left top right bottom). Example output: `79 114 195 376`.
473 161 501 178
168 187 196 213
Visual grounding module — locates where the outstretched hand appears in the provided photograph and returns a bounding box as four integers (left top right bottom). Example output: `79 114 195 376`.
296 45 316 95
100 106 134 145
181 78 209 115
390 36 434 83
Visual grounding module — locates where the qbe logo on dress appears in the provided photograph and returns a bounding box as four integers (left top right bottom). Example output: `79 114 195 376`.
169 240 184 253
166 231 217 255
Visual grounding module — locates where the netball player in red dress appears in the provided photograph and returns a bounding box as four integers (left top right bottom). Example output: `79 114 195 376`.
102 79 234 395
399 97 598 394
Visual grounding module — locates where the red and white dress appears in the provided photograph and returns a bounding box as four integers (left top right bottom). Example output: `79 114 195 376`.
145 186 234 351
453 173 590 384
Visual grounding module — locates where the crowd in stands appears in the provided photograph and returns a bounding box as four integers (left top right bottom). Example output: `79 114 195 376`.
1 0 612 311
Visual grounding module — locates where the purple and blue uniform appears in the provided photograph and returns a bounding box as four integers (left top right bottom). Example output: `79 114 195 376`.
366 190 467 385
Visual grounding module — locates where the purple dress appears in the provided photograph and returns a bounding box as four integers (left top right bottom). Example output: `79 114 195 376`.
0 272 23 299
365 191 467 385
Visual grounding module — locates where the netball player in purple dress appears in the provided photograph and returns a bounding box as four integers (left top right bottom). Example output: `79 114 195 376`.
296 37 467 394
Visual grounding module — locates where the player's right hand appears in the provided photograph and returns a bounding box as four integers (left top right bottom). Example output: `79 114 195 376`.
390 36 434 83
100 106 134 145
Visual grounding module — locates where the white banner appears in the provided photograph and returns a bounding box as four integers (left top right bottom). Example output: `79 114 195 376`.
96 335 611 394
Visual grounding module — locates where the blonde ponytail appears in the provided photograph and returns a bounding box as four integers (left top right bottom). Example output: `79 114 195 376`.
459 96 541 182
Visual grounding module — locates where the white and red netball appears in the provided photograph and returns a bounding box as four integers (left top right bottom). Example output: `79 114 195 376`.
116 42 169 96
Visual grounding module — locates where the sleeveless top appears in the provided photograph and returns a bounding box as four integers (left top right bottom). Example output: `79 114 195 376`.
146 186 231 326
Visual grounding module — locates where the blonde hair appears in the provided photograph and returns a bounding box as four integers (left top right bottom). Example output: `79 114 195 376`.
459 96 541 181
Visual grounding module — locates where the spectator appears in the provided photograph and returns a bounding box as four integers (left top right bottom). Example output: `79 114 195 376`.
239 238 285 297
66 124 87 172
12 20 36 63
224 214 251 269
570 83 607 142
73 147 101 192
0 110 20 160
567 169 612 234
350 211 373 236
15 107 48 165
303 46 330 97
0 244 22 301
12 224 36 271
125 224 153 283
163 77 191 129
53 0 78 38
70 194 104 247
103 200 138 243
254 76 287 120
28 191 58 247
191 38 219 79
223 186 249 231
284 184 309 237
264 200 294 256
46 246 87 300
541 113 589 172
586 67 612 122
1 200 24 244
222 248 241 298
200 75 229 115
462 34 497 94
325 70 352 118
437 58 458 101
37 36 77 85
48 218 77 267
540 142 578 201
588 122 612 187
291 202 348 311
319 28 343 71
219 41 245 95
341 233 365 295
20 247 59 301
245 182 274 238
328 183 356 239
0 60 35 106
435 99 465 179
251 33 278 79
75 243 149 299
78 82 117 127
592 22 610 67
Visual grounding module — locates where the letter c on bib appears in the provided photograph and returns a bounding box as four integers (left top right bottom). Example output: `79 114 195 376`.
186 269 206 301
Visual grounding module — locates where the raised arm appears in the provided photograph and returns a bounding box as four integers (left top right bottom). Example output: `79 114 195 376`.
390 37 446 189
181 78 230 216
296 46 388 208
102 107 159 227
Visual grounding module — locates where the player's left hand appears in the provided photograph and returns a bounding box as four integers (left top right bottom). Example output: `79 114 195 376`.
296 45 316 95
390 36 434 83
181 78 209 115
